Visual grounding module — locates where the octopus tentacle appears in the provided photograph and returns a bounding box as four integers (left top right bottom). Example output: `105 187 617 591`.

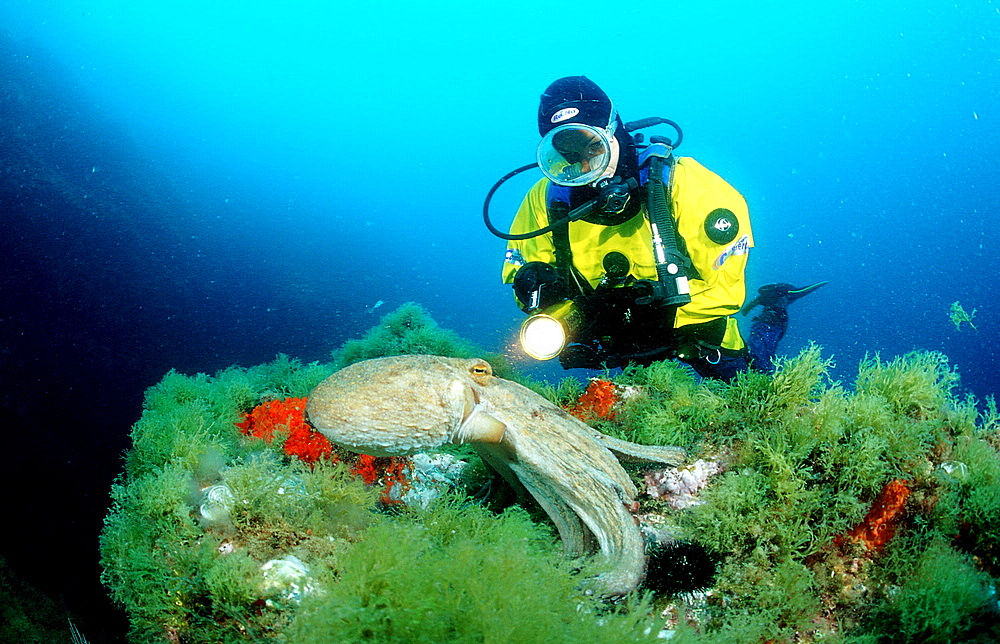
591 431 686 466
307 355 688 596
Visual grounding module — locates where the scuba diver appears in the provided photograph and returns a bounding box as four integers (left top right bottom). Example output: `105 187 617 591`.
483 76 825 381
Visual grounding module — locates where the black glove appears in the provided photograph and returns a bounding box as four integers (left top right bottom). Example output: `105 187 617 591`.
512 262 567 312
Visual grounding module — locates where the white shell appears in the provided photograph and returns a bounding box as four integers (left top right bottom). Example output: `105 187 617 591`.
259 555 314 605
199 484 233 522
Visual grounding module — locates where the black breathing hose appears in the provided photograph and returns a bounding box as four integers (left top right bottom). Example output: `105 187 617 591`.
482 164 538 240
482 117 684 241
482 164 611 241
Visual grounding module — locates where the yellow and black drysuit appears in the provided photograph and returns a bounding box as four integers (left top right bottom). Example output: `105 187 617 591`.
502 156 754 374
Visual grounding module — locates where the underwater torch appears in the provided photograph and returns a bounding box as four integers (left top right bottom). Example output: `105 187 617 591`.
518 300 582 360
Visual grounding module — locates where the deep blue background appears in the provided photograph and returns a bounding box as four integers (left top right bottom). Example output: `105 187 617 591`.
2 1 997 640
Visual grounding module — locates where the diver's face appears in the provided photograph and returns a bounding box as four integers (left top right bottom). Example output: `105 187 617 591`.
553 129 607 174
537 122 621 186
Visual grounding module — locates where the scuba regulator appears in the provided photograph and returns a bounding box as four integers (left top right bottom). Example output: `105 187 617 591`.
484 117 694 366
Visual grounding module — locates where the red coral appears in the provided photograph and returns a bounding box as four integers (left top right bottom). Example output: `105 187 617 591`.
235 398 411 503
351 453 380 485
840 478 910 552
235 397 334 465
350 454 412 505
566 378 619 422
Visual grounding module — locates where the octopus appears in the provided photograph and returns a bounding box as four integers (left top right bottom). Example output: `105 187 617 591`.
306 354 685 595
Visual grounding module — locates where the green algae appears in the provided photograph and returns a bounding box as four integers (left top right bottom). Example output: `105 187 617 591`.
863 538 996 643
331 301 481 370
949 301 978 331
101 308 1000 643
610 348 999 642
101 311 659 643
286 499 657 644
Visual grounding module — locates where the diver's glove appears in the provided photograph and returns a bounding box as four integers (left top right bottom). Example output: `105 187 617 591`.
742 281 828 326
513 262 568 312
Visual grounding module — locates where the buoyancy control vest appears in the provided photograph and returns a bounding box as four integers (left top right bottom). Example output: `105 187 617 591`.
501 156 753 351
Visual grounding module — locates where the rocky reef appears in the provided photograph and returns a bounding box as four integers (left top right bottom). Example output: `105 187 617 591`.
100 303 1000 643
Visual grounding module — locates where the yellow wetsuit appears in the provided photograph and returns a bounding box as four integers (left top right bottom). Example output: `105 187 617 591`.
501 156 753 351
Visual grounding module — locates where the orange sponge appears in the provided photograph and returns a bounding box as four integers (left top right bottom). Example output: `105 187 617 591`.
566 379 619 422
235 398 410 504
842 478 910 552
235 397 334 465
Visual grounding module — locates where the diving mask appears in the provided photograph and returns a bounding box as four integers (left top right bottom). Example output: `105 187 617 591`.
536 122 619 187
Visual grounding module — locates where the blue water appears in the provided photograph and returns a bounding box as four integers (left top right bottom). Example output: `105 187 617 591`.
2 1 997 640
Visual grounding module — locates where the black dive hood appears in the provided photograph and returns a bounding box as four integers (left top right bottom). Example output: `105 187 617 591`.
482 117 683 241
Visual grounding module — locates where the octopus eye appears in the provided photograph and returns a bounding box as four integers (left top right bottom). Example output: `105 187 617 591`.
468 361 493 384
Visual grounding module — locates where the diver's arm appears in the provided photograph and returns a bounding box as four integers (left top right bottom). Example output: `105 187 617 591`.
670 158 753 327
501 178 557 285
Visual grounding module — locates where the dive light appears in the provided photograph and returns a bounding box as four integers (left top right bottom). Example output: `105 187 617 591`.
518 300 581 360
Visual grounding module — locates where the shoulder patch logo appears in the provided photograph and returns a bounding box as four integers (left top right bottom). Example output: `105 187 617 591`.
551 107 580 124
705 208 739 244
712 234 750 270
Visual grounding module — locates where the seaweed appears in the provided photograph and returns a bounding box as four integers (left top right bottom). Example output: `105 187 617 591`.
610 360 732 451
949 301 978 331
864 539 997 643
286 498 658 643
606 347 998 641
331 302 481 369
101 308 1000 643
